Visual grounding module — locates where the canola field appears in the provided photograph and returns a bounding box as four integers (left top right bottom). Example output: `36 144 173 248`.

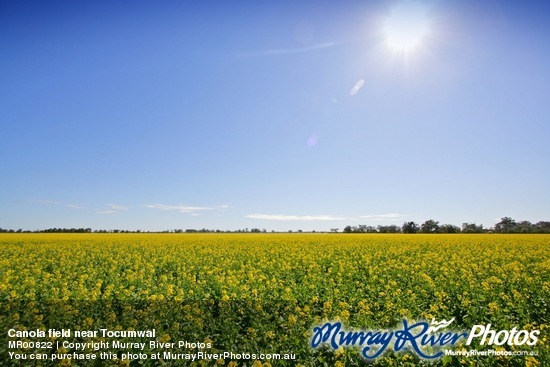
0 233 549 366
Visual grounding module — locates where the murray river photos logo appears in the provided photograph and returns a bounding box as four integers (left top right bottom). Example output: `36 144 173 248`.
310 318 540 360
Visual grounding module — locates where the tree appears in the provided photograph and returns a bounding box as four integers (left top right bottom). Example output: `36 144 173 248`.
440 224 460 233
515 221 533 233
377 225 401 233
461 222 484 233
402 221 419 234
365 226 378 233
357 225 367 233
495 217 516 233
420 219 440 233
533 221 550 233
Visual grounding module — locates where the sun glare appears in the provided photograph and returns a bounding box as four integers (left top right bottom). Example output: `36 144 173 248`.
383 1 431 53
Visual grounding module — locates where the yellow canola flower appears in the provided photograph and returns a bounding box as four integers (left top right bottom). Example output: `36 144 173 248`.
0 233 548 366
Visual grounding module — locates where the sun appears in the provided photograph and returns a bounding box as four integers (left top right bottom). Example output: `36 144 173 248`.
383 1 431 53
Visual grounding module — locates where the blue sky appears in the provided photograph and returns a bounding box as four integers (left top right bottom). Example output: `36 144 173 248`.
1 0 549 231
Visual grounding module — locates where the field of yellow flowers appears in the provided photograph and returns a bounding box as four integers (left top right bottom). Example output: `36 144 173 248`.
0 233 548 366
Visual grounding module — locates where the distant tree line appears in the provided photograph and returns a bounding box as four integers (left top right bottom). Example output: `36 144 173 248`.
0 227 93 233
0 217 548 234
342 217 550 234
0 227 271 234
